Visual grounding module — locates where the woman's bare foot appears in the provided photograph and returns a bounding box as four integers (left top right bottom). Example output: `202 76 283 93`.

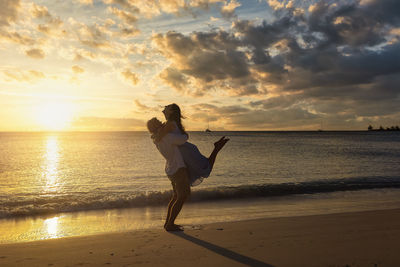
214 136 229 151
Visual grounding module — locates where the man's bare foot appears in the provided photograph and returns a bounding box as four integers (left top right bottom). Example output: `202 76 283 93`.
164 223 183 229
165 224 184 231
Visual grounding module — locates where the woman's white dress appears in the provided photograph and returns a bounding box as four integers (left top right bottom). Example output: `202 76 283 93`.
171 123 211 186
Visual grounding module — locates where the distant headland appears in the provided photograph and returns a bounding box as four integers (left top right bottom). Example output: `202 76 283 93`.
368 125 400 131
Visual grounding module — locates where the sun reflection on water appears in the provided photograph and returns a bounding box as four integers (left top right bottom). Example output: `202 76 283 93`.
42 136 61 192
44 216 60 238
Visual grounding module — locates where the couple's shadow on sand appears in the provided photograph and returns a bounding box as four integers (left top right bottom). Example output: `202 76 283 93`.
170 231 274 267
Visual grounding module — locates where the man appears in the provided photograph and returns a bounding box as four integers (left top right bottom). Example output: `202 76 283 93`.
147 117 190 231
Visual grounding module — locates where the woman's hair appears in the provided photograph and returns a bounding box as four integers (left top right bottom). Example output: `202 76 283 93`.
166 103 187 135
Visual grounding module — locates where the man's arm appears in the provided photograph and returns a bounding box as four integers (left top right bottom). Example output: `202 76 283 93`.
165 132 188 145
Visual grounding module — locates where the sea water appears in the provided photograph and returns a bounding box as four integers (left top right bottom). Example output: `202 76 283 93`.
0 131 400 243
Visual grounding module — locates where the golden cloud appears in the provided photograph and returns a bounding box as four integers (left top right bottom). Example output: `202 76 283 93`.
72 65 85 74
3 69 45 82
121 69 139 85
74 0 93 5
0 0 21 28
108 6 138 24
25 48 45 59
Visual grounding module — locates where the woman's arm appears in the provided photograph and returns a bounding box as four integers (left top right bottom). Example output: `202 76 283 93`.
155 121 175 142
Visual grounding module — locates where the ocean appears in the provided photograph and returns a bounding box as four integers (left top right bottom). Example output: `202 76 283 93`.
1 131 400 243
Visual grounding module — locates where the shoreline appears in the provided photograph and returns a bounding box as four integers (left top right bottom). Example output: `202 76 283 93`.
2 188 400 245
1 208 399 266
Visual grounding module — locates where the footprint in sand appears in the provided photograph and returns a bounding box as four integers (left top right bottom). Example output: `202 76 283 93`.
189 225 203 230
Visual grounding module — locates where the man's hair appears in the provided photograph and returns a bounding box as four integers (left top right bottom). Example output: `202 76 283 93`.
147 117 161 133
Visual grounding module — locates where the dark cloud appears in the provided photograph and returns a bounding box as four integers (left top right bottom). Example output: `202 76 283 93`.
250 95 299 110
159 67 188 91
192 103 250 114
153 30 258 95
306 0 400 49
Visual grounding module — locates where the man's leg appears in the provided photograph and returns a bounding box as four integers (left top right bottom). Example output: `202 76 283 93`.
165 168 190 231
164 188 177 229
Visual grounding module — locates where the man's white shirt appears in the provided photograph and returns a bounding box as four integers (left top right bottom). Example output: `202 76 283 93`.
155 132 188 176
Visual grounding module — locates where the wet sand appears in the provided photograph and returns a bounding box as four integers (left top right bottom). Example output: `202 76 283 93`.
0 208 399 267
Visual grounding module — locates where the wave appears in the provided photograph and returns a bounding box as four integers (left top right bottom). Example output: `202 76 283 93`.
1 176 399 218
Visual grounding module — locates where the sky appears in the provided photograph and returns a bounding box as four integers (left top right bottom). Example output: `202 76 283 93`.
0 0 399 131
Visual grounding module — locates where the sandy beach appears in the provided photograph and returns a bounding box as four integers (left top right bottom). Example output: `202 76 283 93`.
0 208 399 267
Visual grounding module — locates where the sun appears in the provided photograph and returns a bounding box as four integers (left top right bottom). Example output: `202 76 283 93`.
36 101 74 131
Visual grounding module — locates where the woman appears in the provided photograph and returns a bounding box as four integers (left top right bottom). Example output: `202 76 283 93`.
158 103 229 186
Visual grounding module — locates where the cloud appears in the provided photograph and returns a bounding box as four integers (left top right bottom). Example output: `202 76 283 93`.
0 0 21 28
187 102 319 130
1 0 399 130
25 48 45 59
3 69 45 82
31 3 51 19
121 69 139 85
228 107 319 129
73 21 111 48
134 99 160 112
74 0 93 5
118 25 140 38
220 0 241 18
31 3 63 34
72 65 85 74
0 0 34 46
71 116 144 130
103 0 229 19
108 6 139 24
159 67 188 91
151 0 400 129
249 95 300 110
267 0 285 10
0 31 35 45
153 30 259 96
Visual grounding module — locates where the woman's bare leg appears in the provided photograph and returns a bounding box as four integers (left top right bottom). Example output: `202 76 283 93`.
208 136 229 171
